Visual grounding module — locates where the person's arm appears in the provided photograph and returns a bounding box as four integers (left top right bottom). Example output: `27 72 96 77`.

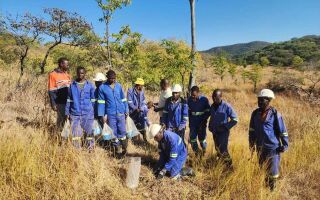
164 137 179 172
127 89 137 113
97 86 106 118
157 146 166 170
248 112 256 151
204 98 211 121
276 113 289 151
90 84 96 108
178 103 189 130
65 87 72 116
120 87 129 114
48 73 57 110
161 100 169 126
224 104 238 130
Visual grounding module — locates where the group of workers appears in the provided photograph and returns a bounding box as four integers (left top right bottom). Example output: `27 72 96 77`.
48 57 289 190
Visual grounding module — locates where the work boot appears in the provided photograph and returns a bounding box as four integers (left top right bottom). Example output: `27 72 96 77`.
121 139 128 155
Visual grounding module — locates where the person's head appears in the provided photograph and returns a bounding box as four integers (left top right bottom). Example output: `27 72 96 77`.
76 67 86 81
106 70 116 84
191 86 200 101
257 89 275 110
160 79 170 90
93 72 106 88
172 84 182 101
134 78 145 91
58 57 69 71
148 124 164 142
212 89 222 105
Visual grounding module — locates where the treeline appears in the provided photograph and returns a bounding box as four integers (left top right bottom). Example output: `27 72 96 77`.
235 35 320 68
0 7 203 91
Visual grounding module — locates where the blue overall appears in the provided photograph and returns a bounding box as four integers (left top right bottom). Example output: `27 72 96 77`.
157 130 188 177
209 100 238 164
161 97 189 143
97 82 129 146
127 88 149 131
187 95 211 152
65 80 95 149
249 107 289 180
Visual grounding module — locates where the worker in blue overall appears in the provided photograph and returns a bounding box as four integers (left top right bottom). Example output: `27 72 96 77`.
97 70 129 157
187 86 211 156
161 84 189 145
209 89 238 168
65 67 95 150
249 89 289 190
127 78 150 141
148 124 194 180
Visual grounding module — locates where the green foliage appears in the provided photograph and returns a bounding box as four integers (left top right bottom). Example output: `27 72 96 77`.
228 63 237 79
260 56 270 66
292 55 304 67
247 64 263 92
211 55 229 80
245 35 320 67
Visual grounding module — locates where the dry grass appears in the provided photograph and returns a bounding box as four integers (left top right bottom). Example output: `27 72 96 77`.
0 66 319 200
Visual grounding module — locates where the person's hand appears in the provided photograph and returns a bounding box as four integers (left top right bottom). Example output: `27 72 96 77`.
125 113 129 119
136 108 141 113
276 146 286 153
156 169 166 180
52 105 57 112
103 116 108 124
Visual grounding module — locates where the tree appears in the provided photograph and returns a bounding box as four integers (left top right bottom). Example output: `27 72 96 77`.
211 55 229 81
247 64 263 92
260 56 270 67
40 8 93 73
96 0 131 68
6 13 45 76
187 0 196 95
111 25 142 82
161 39 193 94
292 55 304 67
228 63 237 80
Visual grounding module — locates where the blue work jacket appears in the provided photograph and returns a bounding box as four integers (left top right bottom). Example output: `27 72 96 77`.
162 97 189 130
65 80 95 116
187 95 211 128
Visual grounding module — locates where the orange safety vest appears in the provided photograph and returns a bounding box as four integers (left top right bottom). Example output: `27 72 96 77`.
48 68 71 91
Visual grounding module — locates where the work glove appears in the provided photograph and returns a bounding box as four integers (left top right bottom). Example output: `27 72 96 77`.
156 169 166 180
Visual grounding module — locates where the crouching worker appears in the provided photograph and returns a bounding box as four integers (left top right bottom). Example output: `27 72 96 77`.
65 67 95 150
148 124 194 180
249 89 289 190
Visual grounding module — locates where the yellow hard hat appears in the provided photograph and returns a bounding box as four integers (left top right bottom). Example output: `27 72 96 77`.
134 78 145 86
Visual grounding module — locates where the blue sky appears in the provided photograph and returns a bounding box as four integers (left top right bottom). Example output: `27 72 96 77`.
1 0 320 50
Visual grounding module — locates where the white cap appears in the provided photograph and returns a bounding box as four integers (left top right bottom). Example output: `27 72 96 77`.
93 72 106 81
172 84 182 93
258 89 275 99
147 124 162 140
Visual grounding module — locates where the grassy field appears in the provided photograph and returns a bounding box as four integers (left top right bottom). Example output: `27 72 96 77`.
0 66 319 200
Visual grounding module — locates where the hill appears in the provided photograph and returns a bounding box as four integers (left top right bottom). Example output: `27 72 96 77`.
244 35 320 67
201 41 271 56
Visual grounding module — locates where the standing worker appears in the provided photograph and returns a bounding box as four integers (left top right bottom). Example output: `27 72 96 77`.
65 67 96 150
93 72 107 120
127 78 150 141
209 89 238 169
154 79 172 123
148 124 194 180
161 84 189 144
249 89 289 190
97 70 129 157
187 86 211 156
48 57 71 132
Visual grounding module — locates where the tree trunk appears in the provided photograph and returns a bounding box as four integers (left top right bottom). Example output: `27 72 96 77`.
40 42 59 74
19 46 29 77
188 0 196 96
105 17 112 68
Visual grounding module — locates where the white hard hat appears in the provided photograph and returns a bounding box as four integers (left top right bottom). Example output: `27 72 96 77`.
172 84 182 93
147 124 162 140
93 72 106 81
258 89 275 99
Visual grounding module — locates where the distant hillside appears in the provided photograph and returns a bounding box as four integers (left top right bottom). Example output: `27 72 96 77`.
244 35 320 67
201 41 270 56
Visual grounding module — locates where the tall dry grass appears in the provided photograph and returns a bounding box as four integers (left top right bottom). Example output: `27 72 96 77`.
0 67 319 200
